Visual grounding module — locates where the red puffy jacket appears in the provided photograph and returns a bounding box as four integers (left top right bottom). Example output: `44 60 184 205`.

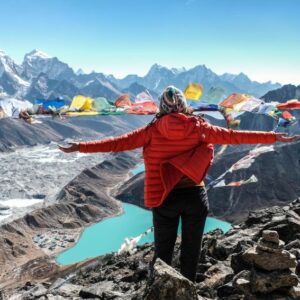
79 113 276 207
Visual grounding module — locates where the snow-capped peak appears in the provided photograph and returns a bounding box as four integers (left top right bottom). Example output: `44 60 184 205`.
25 49 51 61
0 50 7 57
0 51 21 75
76 68 85 75
170 67 186 74
0 51 29 92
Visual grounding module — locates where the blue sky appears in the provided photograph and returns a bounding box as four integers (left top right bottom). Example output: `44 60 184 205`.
1 0 299 84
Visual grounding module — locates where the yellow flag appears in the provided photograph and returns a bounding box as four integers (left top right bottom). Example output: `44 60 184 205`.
70 95 94 111
183 83 203 100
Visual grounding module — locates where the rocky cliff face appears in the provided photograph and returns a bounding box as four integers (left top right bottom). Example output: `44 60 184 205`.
2 198 300 299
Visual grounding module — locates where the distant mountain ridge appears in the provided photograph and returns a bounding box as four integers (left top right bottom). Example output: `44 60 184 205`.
0 49 282 103
262 84 300 102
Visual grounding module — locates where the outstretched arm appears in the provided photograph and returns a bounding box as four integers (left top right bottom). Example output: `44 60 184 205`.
59 126 151 153
198 121 299 144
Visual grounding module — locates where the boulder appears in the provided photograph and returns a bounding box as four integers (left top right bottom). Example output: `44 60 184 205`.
262 230 280 244
285 239 300 251
208 229 256 260
289 249 300 260
217 282 242 298
201 262 233 290
265 218 300 243
242 247 296 271
257 238 285 254
143 258 198 300
231 241 254 273
251 269 299 293
79 281 124 299
53 283 82 298
22 283 48 299
232 270 252 296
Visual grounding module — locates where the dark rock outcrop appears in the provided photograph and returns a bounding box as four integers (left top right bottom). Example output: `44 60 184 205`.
143 259 198 300
262 84 300 102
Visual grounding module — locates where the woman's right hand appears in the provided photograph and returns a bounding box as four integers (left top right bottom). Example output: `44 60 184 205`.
275 133 300 143
58 142 80 153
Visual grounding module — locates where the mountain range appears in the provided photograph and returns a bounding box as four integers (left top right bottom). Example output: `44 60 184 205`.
0 49 281 103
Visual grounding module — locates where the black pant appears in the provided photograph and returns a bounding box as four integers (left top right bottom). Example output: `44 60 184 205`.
152 186 208 282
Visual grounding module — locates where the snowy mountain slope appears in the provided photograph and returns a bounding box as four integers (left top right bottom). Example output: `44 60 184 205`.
22 49 75 81
0 50 30 97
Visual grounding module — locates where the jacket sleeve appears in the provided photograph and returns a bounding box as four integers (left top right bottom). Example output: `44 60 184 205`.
79 126 151 153
198 121 276 144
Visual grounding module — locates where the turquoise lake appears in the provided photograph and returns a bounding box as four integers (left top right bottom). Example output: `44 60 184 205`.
57 163 231 265
131 163 145 175
57 203 231 265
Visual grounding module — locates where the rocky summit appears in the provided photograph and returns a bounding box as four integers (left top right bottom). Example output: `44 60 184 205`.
2 198 300 299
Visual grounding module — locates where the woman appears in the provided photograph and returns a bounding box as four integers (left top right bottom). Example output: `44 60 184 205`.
59 86 298 282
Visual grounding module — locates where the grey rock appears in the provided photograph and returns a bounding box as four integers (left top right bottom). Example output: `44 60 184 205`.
289 249 300 260
242 246 297 271
230 240 255 273
262 230 280 244
54 283 81 297
232 270 252 295
217 282 242 298
49 278 66 291
251 269 299 293
271 215 286 223
286 210 300 220
265 224 291 243
80 281 124 299
22 283 48 299
287 217 300 232
231 250 253 274
257 238 285 253
285 239 300 251
288 284 300 300
201 262 233 290
144 258 198 300
207 229 256 260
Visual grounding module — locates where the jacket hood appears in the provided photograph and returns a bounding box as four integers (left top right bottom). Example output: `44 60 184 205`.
155 113 198 140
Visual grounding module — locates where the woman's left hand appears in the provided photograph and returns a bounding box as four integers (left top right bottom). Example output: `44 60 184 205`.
58 142 80 153
275 133 300 143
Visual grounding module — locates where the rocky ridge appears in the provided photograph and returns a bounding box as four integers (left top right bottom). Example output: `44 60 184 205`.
2 198 300 299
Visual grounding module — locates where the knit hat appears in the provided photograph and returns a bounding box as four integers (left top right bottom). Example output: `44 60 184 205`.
159 86 187 115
